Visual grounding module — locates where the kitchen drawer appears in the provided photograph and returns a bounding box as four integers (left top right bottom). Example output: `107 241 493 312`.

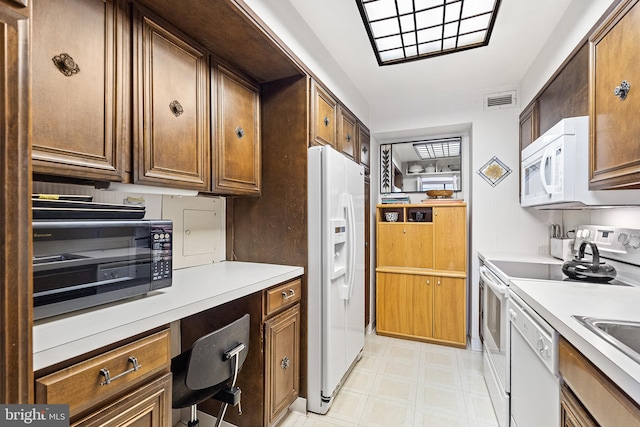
36 329 170 417
265 278 301 317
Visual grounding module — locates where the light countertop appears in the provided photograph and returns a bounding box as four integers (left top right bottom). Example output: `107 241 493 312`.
509 278 640 404
478 251 563 264
33 261 304 371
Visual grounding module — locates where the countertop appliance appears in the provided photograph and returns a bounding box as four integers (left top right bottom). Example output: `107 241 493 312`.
307 145 365 414
480 224 640 427
521 116 640 209
33 219 172 320
509 291 559 427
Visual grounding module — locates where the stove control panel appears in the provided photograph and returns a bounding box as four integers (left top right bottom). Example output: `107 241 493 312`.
574 225 640 254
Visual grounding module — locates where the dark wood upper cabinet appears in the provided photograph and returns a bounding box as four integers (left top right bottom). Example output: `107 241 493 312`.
133 7 210 190
357 122 371 172
338 106 358 162
519 101 538 151
537 43 589 135
32 0 128 182
213 65 261 196
589 0 640 189
310 81 337 148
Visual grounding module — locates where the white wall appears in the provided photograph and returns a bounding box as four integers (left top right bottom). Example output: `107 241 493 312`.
520 0 617 108
242 0 370 124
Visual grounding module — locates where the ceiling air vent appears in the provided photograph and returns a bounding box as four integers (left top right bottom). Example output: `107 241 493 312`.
484 90 517 111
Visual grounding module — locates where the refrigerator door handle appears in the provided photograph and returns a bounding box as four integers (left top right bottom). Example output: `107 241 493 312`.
346 193 357 299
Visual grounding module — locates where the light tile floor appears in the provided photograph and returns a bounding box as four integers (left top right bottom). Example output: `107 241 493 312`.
279 333 499 427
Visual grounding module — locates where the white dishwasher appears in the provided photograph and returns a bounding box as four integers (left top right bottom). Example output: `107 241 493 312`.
508 290 560 427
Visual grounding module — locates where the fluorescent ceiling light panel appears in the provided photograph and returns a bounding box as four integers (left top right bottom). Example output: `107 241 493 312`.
413 138 461 159
356 0 501 65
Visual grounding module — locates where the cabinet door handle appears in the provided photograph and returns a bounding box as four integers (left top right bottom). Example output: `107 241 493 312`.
235 127 245 139
281 289 296 300
323 116 330 127
281 356 291 370
52 53 80 76
362 145 368 154
169 100 184 117
346 133 352 142
99 356 142 386
614 80 631 100
437 280 441 286
426 279 430 285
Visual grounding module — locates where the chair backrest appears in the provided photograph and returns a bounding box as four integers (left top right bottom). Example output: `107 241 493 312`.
186 314 250 390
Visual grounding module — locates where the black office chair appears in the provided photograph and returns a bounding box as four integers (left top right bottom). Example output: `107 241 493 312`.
171 314 250 427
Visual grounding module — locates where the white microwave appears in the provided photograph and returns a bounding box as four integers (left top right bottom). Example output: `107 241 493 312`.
521 116 640 209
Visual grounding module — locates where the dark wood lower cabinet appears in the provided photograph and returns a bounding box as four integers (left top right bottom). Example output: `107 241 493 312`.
180 279 301 427
265 305 300 426
35 330 171 425
559 337 640 427
72 374 172 427
561 384 599 427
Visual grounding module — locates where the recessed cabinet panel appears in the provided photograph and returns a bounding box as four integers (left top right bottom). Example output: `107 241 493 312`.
590 0 640 189
214 66 261 195
265 305 300 426
311 82 337 147
433 276 466 343
32 0 127 181
433 206 467 272
377 223 434 269
134 10 209 190
358 123 371 171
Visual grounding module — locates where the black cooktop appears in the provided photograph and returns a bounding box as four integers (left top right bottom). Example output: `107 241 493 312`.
490 260 565 281
489 260 630 286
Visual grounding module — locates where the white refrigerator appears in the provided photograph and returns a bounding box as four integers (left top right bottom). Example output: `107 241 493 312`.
307 145 365 414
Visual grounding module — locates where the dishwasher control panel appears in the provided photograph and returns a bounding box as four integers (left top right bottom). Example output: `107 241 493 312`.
508 291 559 376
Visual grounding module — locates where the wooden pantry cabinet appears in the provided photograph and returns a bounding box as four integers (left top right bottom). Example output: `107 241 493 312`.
589 0 640 190
31 0 129 182
35 329 171 426
376 203 467 347
213 65 261 195
133 7 210 190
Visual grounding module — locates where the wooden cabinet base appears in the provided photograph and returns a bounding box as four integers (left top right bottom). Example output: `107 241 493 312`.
375 330 467 349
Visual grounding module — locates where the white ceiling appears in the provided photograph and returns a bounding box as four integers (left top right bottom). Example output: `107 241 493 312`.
287 0 574 109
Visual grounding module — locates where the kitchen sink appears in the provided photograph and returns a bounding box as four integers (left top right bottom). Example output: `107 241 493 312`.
573 316 640 364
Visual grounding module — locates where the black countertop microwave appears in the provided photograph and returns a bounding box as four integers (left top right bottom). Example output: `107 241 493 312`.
32 219 172 320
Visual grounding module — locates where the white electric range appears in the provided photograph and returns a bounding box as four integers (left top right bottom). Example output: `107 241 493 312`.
479 224 640 427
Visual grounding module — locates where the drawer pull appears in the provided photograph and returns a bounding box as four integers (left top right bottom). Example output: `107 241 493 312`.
235 127 245 139
281 356 290 370
614 80 631 100
99 356 142 386
281 289 296 300
169 100 184 117
52 53 80 76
